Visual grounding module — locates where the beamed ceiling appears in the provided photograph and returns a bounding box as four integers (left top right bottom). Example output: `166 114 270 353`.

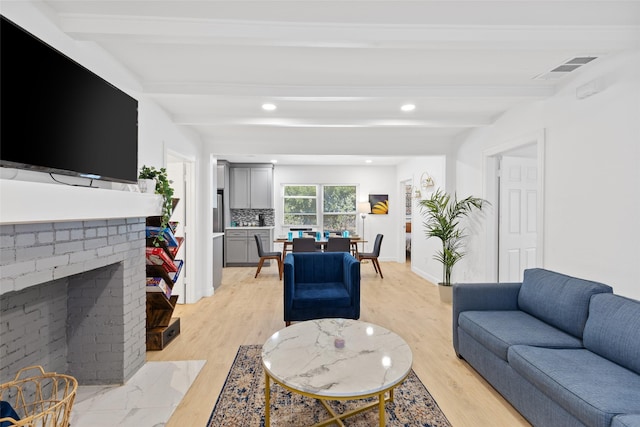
33 1 640 164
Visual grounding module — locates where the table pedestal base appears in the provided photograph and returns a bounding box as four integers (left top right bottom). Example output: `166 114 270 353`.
265 371 397 427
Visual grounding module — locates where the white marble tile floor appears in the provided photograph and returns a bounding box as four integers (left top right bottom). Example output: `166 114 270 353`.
70 360 206 427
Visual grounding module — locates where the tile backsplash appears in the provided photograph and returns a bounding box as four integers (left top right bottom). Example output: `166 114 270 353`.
230 209 274 226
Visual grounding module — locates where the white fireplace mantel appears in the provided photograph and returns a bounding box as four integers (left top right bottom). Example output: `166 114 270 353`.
0 179 163 224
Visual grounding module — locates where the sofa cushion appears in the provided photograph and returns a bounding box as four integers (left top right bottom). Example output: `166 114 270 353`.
612 415 640 427
292 282 351 309
583 294 640 375
518 268 613 338
509 345 640 427
458 310 583 361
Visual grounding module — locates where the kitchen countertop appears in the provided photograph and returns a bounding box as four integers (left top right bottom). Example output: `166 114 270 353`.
226 226 275 230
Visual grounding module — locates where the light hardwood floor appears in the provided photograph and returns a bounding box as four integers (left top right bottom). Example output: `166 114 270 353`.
147 261 531 427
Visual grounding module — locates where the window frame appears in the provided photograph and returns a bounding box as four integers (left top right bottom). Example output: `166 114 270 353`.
321 184 358 233
282 183 359 233
282 184 319 227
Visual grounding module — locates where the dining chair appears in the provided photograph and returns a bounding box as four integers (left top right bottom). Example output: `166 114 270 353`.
357 234 384 278
254 235 282 280
292 238 319 252
325 237 351 253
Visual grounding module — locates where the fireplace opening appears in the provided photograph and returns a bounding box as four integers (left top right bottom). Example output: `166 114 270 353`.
1 262 144 385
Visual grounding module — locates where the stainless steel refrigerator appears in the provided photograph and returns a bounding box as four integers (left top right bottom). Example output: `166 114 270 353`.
213 190 224 232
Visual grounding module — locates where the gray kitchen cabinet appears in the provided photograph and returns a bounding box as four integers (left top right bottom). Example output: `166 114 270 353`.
216 164 226 190
230 167 250 208
225 228 273 266
225 229 249 264
212 234 223 289
230 165 273 209
250 168 273 209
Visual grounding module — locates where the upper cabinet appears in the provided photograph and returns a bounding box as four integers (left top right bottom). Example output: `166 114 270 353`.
216 164 226 190
230 165 273 209
230 167 250 208
250 168 273 209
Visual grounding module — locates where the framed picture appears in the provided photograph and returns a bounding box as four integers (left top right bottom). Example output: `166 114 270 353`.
369 194 389 214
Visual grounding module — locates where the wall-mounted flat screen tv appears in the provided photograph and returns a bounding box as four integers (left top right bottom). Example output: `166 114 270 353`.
0 15 138 184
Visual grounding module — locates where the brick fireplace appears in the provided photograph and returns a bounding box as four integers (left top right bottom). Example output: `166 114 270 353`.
0 218 147 385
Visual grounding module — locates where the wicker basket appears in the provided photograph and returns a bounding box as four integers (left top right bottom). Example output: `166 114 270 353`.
0 366 77 427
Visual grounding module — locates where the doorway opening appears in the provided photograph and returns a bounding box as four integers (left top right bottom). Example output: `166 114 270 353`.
484 131 545 282
167 152 196 304
399 179 413 265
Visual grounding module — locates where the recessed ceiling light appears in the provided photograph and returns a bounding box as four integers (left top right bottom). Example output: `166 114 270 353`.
262 103 277 111
401 104 416 112
270 159 278 163
365 159 373 164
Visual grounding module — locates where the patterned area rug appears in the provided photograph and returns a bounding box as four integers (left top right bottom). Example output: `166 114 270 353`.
207 345 452 426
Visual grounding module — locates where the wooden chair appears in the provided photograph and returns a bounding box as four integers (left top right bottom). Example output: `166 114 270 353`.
325 237 351 252
357 234 384 278
292 238 319 252
254 235 282 280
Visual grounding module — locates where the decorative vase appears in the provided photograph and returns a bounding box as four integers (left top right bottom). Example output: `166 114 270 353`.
438 283 453 304
138 179 155 194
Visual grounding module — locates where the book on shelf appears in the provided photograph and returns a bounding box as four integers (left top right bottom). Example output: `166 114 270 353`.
170 259 184 283
145 226 179 247
167 237 184 258
146 277 172 298
146 247 179 272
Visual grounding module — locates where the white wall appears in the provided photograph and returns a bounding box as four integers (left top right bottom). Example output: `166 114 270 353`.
455 50 640 300
3 2 213 302
273 165 398 261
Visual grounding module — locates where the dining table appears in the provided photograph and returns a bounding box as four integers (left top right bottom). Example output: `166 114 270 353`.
274 235 366 261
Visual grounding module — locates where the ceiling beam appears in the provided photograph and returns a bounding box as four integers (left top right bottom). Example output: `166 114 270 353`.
173 115 494 128
59 14 640 51
144 82 554 99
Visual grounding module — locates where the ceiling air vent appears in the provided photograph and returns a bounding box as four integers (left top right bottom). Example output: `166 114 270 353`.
534 56 598 80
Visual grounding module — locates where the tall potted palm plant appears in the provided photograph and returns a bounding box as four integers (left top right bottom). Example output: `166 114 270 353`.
418 189 487 302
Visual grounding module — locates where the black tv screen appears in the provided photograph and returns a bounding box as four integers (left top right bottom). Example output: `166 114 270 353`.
0 15 138 184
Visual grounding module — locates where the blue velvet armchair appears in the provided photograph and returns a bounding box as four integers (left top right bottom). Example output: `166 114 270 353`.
283 252 361 326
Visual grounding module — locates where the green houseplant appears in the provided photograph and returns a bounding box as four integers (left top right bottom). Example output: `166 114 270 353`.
418 189 487 302
139 165 175 245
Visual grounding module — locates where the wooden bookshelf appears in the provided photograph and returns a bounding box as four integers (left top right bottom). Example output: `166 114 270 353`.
145 199 183 351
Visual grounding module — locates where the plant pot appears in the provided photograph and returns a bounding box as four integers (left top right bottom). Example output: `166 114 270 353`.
138 179 155 194
438 283 453 304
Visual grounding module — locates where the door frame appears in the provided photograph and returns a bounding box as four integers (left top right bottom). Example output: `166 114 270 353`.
483 129 546 282
167 150 197 303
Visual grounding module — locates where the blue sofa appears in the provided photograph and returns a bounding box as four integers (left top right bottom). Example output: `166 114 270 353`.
283 252 360 326
453 268 640 427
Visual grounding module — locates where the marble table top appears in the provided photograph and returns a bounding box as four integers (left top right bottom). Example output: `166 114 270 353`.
261 318 413 398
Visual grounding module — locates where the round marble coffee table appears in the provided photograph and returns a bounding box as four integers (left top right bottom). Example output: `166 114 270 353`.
261 318 413 426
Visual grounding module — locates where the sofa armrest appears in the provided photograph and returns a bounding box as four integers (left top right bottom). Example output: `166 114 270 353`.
283 253 295 321
342 254 361 317
452 282 522 356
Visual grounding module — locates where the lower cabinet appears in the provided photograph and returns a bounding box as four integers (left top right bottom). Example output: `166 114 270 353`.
212 235 223 289
225 228 273 266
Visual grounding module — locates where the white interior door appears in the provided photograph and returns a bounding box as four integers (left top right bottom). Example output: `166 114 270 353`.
499 156 538 282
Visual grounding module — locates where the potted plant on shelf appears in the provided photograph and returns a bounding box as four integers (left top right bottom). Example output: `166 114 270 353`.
418 188 488 303
139 165 175 245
